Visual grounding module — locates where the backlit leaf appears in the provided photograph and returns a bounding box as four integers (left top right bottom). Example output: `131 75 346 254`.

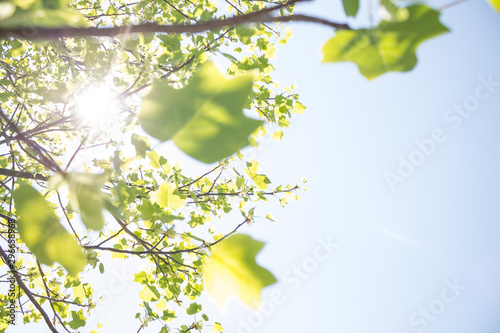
151 182 186 210
488 0 500 13
202 234 276 308
67 173 107 230
322 5 449 79
140 61 263 163
213 322 223 333
131 134 151 158
0 0 90 28
139 285 161 302
12 185 86 276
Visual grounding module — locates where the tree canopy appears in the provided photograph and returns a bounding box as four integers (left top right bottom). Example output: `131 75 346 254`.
0 0 497 332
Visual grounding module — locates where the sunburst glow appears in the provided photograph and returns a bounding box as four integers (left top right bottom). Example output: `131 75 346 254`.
74 86 120 127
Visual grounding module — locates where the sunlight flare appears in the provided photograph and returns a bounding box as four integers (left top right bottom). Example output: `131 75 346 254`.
74 86 119 127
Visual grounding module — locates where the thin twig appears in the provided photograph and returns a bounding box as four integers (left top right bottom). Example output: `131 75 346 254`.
438 0 470 11
37 262 71 333
0 246 59 333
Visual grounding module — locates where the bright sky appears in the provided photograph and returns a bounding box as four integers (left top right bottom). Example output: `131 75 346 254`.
7 0 500 332
229 1 500 333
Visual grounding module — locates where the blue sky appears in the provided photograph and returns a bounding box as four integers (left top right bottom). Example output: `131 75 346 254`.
6 0 500 332
203 1 500 333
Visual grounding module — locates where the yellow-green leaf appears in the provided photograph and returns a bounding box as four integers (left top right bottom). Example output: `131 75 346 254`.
212 322 223 333
139 61 263 163
151 182 186 210
0 7 90 28
202 234 276 308
67 173 107 230
131 134 151 158
322 5 449 79
488 0 500 13
12 185 86 275
139 284 161 302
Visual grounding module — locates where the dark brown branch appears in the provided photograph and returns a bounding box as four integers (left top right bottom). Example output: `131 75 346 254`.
31 293 91 307
0 116 73 145
0 109 62 172
161 0 198 22
81 244 194 270
82 244 155 255
109 216 196 270
178 164 221 189
0 9 349 41
64 135 88 171
0 212 14 222
0 168 48 181
167 219 247 254
196 186 298 197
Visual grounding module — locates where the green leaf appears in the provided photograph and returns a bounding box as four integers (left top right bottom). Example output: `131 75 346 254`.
138 199 156 219
342 0 359 17
68 310 86 329
0 79 13 86
110 180 141 206
221 52 238 64
186 302 202 315
139 284 161 302
12 185 87 276
235 26 258 45
143 301 156 317
139 61 263 163
380 0 409 21
252 174 270 190
322 5 449 79
202 234 276 308
147 150 168 170
131 134 151 158
165 228 176 238
67 173 107 230
151 182 186 210
0 6 90 28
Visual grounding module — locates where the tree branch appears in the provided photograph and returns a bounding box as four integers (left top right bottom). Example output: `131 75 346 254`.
0 212 14 222
0 109 62 172
0 11 349 41
0 168 48 181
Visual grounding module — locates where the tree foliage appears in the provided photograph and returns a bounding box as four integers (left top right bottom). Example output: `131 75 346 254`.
0 0 496 332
